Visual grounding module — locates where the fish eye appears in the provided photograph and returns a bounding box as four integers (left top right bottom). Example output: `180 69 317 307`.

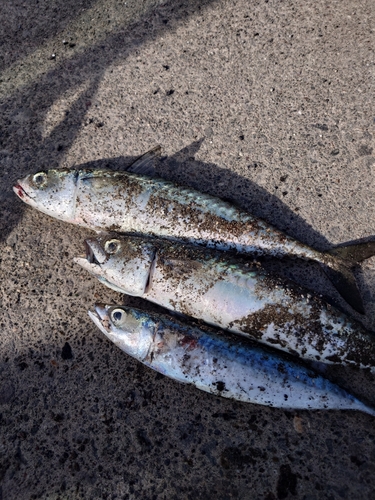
32 172 48 188
105 239 120 254
111 308 125 324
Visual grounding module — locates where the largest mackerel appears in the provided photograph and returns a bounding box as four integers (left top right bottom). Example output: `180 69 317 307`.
13 147 375 312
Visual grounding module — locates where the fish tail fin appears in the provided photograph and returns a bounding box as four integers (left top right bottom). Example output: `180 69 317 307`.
355 399 375 417
322 264 365 314
321 241 375 314
323 241 375 314
328 240 375 263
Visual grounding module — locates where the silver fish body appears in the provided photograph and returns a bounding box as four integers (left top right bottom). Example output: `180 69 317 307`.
75 235 375 371
89 304 375 415
13 151 375 313
13 167 319 256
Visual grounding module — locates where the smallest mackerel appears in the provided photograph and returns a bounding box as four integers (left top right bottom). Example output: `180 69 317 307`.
89 304 375 415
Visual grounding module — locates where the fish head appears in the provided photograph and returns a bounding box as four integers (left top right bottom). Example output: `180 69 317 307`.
89 304 155 360
13 169 78 221
74 234 156 296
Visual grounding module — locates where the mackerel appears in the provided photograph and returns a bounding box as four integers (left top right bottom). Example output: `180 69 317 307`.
14 147 375 313
89 304 375 415
75 234 375 371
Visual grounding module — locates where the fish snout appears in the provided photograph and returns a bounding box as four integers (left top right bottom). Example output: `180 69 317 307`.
74 240 109 273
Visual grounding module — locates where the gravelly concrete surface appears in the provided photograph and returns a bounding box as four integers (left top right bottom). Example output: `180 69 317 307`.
1 0 375 498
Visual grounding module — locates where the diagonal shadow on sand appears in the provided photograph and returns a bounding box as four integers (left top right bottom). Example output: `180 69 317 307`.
0 0 218 240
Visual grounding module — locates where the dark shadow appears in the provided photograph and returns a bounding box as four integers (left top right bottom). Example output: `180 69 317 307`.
1 327 374 498
0 0 98 72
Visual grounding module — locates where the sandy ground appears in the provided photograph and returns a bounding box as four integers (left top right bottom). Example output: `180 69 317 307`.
1 0 375 498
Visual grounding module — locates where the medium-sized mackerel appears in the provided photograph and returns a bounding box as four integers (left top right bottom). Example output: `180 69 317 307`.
75 234 375 371
89 304 375 415
14 147 375 313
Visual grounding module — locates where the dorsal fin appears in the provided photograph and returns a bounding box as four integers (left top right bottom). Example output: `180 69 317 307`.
125 146 162 177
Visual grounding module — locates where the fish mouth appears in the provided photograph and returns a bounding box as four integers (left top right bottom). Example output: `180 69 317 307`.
13 182 33 201
88 304 111 334
73 239 107 274
85 239 107 264
85 240 98 265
